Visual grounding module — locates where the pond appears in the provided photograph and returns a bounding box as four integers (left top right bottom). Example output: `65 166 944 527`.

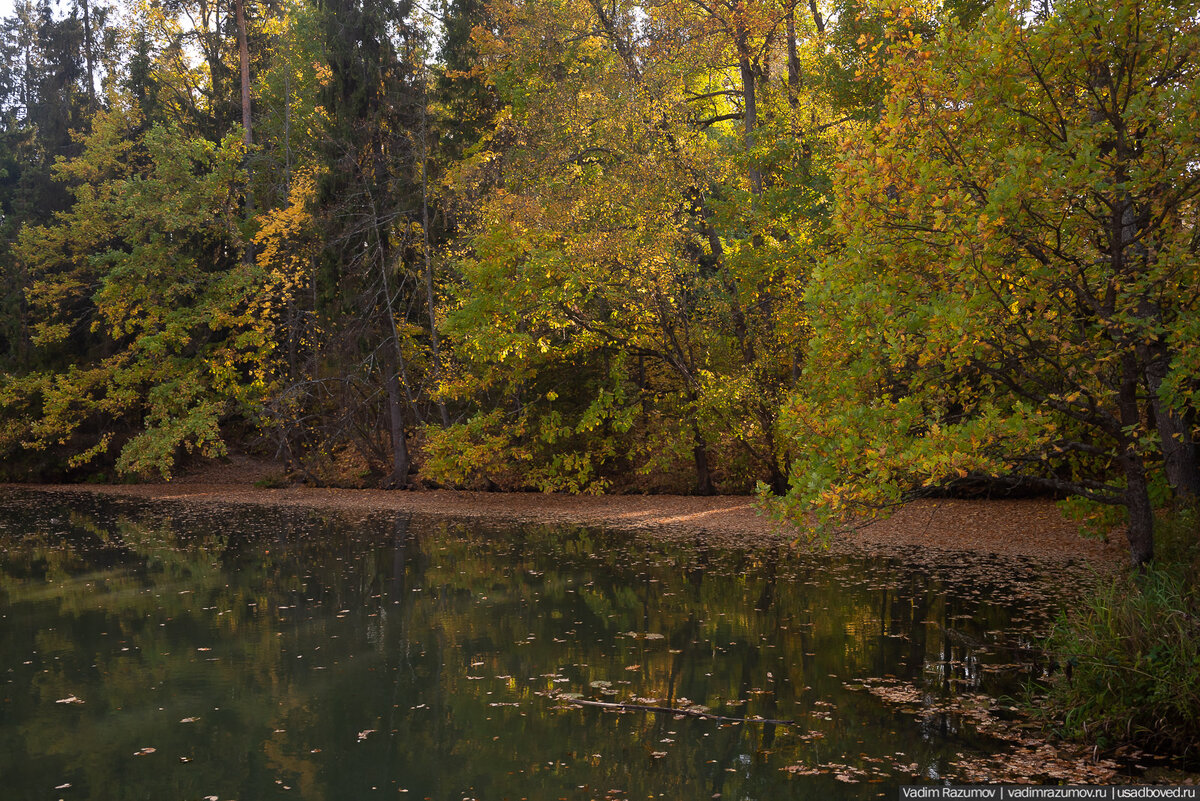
0 488 1096 800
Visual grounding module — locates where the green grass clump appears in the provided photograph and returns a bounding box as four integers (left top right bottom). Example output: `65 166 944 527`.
1042 509 1200 761
253 473 291 489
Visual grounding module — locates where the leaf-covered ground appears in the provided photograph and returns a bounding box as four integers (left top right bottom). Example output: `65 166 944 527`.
14 454 1126 568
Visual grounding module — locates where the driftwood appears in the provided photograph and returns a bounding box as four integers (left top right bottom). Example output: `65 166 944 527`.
560 697 796 726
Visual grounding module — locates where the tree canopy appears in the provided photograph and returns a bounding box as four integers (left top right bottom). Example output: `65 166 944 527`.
0 0 1195 563
777 0 1200 563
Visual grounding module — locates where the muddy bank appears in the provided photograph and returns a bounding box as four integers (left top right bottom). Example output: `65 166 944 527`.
13 479 1126 568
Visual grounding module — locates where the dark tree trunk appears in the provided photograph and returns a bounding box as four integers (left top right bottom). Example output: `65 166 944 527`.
692 425 714 496
1141 339 1200 501
765 458 788 496
419 75 450 428
1120 183 1200 502
807 0 825 33
1123 457 1155 567
386 368 410 488
1119 352 1154 565
738 56 761 195
235 0 255 231
786 8 800 105
80 0 96 114
757 404 788 494
235 0 252 148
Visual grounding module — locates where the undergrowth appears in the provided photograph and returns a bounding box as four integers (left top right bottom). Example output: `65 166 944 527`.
1041 507 1200 762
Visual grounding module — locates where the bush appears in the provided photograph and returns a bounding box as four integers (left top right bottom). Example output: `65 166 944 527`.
1042 509 1200 760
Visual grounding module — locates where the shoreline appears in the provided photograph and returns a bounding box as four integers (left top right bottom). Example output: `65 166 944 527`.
8 480 1127 567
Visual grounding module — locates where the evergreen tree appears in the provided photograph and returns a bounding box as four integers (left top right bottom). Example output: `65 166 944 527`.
277 0 434 485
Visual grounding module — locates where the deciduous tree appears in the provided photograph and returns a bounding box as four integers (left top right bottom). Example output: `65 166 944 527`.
2 103 281 478
779 0 1200 564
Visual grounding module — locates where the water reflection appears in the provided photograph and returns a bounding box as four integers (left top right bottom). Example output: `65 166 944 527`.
0 489 1077 800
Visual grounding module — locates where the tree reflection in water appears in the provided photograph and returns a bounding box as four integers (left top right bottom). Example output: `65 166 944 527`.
0 489 1083 799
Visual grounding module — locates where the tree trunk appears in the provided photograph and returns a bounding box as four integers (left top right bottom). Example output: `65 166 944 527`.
372 189 425 430
739 56 761 195
80 0 96 114
1140 336 1200 502
385 367 410 488
785 8 800 106
1118 351 1154 565
807 0 825 34
692 424 714 496
420 71 450 428
759 405 788 495
1123 454 1155 567
235 0 255 227
588 0 641 83
235 0 253 148
1120 180 1200 502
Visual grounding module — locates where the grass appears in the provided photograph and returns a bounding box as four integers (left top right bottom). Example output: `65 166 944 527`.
1040 507 1200 762
253 472 291 489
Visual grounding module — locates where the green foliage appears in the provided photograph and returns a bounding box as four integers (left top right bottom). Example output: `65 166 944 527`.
777 0 1200 560
433 0 498 164
1042 509 1200 757
2 102 280 478
249 0 329 207
0 0 1196 518
431 0 850 493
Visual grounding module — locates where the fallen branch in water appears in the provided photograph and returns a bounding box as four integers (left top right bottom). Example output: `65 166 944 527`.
561 697 796 726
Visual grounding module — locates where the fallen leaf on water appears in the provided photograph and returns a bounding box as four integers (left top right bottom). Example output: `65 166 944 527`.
357 729 376 741
133 747 156 756
783 765 822 775
55 696 84 705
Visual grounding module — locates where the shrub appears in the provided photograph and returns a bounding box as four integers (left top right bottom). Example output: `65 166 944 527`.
1042 509 1200 760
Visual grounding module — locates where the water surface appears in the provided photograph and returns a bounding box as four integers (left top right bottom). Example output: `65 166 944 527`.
0 489 1077 800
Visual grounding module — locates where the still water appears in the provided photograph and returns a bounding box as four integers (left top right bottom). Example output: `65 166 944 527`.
0 489 1081 800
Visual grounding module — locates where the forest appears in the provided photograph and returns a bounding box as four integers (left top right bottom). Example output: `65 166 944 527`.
0 0 1197 566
